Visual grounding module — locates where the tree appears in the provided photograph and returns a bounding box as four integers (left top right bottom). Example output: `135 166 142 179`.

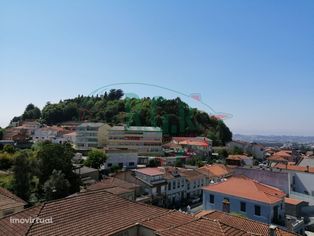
43 169 70 201
230 147 244 155
148 159 161 167
22 103 41 120
84 149 107 169
12 151 31 201
174 159 183 167
3 144 15 154
0 153 14 170
36 142 80 194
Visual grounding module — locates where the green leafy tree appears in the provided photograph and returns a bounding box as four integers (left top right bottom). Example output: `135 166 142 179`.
12 151 31 201
22 104 41 120
174 159 183 167
43 169 70 201
36 142 80 194
148 159 161 167
84 149 107 169
230 147 244 155
3 144 15 154
0 153 14 170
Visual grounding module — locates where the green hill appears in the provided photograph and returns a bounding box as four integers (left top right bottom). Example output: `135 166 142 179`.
12 89 232 145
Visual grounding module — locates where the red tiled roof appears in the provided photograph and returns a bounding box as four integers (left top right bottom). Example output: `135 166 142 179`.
178 168 205 181
285 197 304 205
141 210 194 231
0 190 296 236
0 187 27 211
202 210 296 236
86 177 139 191
274 163 314 173
202 176 285 204
157 217 252 236
179 140 208 147
268 156 289 162
0 205 42 236
135 168 164 176
227 155 250 161
197 164 231 178
0 190 168 236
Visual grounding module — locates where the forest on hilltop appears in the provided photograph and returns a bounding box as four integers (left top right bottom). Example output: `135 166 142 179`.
11 89 232 145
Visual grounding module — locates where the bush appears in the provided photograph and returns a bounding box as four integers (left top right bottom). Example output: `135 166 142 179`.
3 144 15 154
0 153 14 170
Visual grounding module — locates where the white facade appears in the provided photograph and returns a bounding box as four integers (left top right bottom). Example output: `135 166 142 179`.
108 126 162 155
104 150 138 169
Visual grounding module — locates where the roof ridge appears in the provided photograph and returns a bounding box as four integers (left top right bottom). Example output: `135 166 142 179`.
25 203 46 236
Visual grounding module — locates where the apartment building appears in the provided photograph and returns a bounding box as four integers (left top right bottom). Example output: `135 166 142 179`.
108 125 162 155
74 123 110 151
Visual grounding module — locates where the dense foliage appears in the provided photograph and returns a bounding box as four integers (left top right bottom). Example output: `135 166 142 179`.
0 142 81 203
85 149 107 169
12 89 232 145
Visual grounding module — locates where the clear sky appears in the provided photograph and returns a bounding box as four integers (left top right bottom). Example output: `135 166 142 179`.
1 1 314 135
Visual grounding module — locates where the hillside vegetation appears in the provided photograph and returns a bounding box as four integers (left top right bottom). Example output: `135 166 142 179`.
11 89 232 145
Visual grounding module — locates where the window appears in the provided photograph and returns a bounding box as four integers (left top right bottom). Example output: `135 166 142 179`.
209 194 215 204
128 162 135 166
168 182 171 191
173 181 176 190
240 202 246 212
107 163 112 167
255 205 261 216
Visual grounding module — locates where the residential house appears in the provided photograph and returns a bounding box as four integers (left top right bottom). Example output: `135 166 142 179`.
107 125 163 155
227 140 265 160
226 154 253 166
104 148 138 169
164 136 212 157
197 164 232 184
32 126 70 144
179 168 206 202
133 168 167 206
73 165 99 185
0 187 26 218
74 123 110 151
0 189 297 236
202 176 286 225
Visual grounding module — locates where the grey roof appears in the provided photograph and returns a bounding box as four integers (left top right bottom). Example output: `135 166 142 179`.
110 125 162 132
78 122 105 128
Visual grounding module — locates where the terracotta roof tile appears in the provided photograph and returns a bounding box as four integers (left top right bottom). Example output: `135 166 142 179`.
86 177 139 191
135 168 164 176
203 211 296 236
285 197 304 205
197 164 232 178
202 176 285 204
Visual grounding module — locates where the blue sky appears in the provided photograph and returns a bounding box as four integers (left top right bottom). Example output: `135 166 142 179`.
1 1 314 135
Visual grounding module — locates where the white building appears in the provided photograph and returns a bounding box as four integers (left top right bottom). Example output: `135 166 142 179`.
32 126 69 144
108 126 162 155
104 149 138 169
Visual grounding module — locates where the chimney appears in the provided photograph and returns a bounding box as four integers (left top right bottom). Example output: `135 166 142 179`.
269 225 277 236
